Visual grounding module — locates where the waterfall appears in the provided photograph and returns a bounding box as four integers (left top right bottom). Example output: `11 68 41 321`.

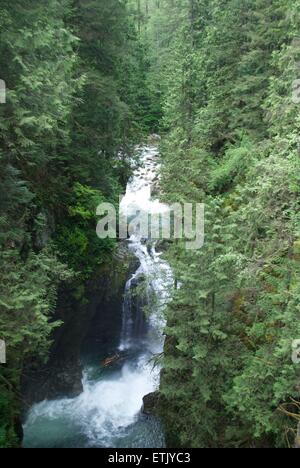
118 271 149 352
118 145 172 355
23 145 172 449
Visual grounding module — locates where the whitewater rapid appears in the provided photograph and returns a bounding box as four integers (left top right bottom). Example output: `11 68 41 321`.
23 145 172 448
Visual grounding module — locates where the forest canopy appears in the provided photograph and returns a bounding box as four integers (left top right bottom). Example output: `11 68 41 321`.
141 0 300 448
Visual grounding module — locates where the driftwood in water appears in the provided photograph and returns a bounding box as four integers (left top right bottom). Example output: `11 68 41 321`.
101 353 121 368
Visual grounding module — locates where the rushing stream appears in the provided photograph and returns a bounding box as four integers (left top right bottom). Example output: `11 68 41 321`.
23 145 172 448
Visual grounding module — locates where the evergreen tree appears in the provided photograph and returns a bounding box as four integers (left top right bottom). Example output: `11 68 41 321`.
145 0 300 448
0 0 149 446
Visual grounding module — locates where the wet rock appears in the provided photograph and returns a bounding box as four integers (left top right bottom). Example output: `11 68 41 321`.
155 239 172 252
143 391 160 415
22 243 138 406
152 182 161 197
148 134 161 143
131 272 147 289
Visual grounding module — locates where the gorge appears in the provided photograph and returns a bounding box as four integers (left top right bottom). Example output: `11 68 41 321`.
22 145 172 448
1 0 299 449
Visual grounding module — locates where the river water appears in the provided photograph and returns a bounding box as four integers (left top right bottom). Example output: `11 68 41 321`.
23 145 172 448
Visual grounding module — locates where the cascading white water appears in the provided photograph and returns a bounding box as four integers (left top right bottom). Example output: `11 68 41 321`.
118 145 171 353
23 145 172 449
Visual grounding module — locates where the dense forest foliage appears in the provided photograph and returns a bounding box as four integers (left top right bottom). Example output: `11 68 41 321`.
141 0 300 449
0 0 299 449
0 0 153 447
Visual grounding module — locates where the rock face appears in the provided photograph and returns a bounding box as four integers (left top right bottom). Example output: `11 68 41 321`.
22 243 138 406
148 134 161 144
142 391 160 415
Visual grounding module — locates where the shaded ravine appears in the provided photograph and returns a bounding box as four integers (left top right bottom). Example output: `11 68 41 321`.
23 145 172 448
